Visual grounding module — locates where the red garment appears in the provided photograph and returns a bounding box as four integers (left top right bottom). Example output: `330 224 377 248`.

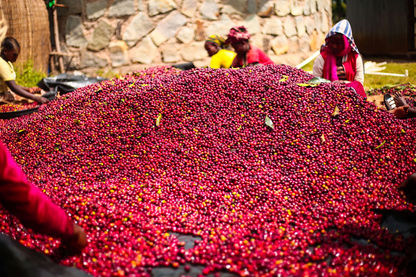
231 45 274 68
0 141 74 239
321 50 358 82
346 81 366 98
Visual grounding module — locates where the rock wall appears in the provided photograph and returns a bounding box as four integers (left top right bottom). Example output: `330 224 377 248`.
58 0 332 74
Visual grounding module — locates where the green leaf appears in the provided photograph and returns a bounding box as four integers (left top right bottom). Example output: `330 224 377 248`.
308 77 331 84
375 140 386 149
17 129 25 134
156 113 162 127
332 106 340 117
265 115 274 130
401 129 406 133
297 83 318 87
279 75 289 82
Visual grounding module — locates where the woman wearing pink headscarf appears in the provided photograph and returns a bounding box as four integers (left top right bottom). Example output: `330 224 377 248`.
313 20 366 98
226 26 274 68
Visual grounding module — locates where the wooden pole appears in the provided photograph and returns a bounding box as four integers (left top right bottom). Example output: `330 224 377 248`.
53 5 64 73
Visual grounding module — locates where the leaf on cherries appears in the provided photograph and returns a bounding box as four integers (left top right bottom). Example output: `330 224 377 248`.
156 113 162 127
375 140 386 149
279 75 289 82
265 116 274 130
332 106 340 117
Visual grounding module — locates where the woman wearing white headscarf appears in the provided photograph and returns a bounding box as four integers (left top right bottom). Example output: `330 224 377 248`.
313 19 365 98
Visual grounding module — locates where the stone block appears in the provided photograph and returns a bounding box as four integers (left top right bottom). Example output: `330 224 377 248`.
309 30 319 51
123 13 155 47
205 15 234 37
87 18 115 51
109 0 135 17
247 0 256 14
109 41 129 67
258 0 274 17
181 0 197 17
304 16 315 35
295 16 305 37
299 34 310 52
244 14 260 34
288 36 299 54
275 0 290 16
86 0 107 20
251 33 271 52
322 12 329 33
270 35 288 55
195 20 206 41
131 37 158 64
66 15 88 48
177 27 194 44
221 0 246 14
148 0 177 16
162 44 180 63
200 0 219 20
179 42 208 61
79 50 108 69
58 0 83 16
303 0 311 15
283 16 297 38
263 18 283 35
310 0 317 13
150 11 187 46
291 0 303 16
314 12 322 32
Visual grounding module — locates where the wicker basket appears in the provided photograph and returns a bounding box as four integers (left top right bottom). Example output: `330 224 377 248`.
1 0 50 73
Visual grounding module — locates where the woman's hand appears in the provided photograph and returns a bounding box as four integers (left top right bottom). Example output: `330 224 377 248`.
34 96 49 104
29 87 42 94
62 224 87 253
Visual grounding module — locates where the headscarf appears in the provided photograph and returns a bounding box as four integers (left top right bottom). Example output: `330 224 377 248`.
325 19 359 54
206 35 227 49
225 26 251 44
321 20 360 82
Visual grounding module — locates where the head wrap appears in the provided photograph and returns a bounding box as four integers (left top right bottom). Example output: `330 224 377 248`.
225 26 251 44
206 35 227 48
325 19 359 54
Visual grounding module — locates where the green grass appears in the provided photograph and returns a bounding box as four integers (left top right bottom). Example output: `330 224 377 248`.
301 60 416 91
15 60 47 88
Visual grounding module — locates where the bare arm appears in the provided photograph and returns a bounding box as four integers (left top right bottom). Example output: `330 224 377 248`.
5 80 48 104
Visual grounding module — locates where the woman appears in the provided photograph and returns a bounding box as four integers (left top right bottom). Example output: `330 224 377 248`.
0 140 87 253
0 37 48 104
312 20 366 98
225 26 274 68
204 35 236 69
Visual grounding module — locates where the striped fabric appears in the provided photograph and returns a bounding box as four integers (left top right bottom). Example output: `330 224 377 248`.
325 19 359 54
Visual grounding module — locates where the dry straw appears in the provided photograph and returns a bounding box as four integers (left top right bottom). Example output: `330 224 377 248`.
1 0 50 73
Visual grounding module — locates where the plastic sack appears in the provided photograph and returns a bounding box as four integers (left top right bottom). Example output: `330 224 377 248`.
37 73 106 95
0 233 91 277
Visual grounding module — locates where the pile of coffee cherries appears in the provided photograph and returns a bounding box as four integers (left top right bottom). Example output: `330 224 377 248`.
0 65 415 276
0 102 38 113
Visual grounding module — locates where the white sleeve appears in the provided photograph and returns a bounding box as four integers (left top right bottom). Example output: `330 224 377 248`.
312 54 325 77
354 55 364 85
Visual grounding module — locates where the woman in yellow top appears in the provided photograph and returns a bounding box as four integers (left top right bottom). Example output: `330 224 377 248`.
0 37 48 104
204 35 236 69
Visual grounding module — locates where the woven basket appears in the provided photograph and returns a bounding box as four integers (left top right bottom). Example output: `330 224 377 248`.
1 0 50 73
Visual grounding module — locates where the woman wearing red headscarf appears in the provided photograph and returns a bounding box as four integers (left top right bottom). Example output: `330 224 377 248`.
313 20 366 98
226 26 274 68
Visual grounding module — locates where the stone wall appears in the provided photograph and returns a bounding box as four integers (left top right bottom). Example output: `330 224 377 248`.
58 0 332 74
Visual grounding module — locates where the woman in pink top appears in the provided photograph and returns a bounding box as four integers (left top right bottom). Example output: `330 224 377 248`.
226 26 274 68
0 141 87 252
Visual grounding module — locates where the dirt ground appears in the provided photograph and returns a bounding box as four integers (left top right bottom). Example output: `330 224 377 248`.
367 94 385 109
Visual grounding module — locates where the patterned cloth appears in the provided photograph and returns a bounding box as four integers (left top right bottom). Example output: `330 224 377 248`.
225 26 251 44
325 19 359 54
206 34 227 48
